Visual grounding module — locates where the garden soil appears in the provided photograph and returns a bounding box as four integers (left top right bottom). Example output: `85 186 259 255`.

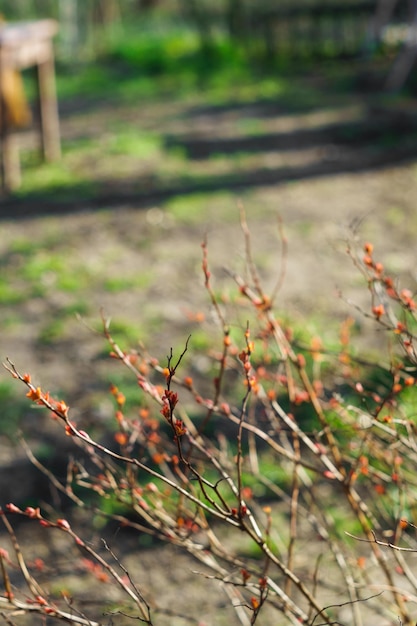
1 89 417 625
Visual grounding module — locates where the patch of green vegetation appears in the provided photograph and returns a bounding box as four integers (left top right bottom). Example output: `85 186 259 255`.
56 270 91 293
106 130 161 158
21 251 65 282
55 63 116 100
101 368 146 414
293 220 315 237
164 191 237 225
10 237 49 257
94 493 132 524
235 118 267 135
244 457 294 494
398 385 417 420
0 278 26 305
17 248 92 295
104 272 153 293
327 503 364 542
36 302 90 346
239 534 282 560
188 327 213 353
103 319 144 349
19 247 91 297
18 156 92 196
0 381 30 438
1 312 25 329
62 301 91 317
109 29 248 88
385 206 405 227
37 318 67 345
50 20 331 112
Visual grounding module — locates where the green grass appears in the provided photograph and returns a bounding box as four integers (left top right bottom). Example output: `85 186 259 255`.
164 191 238 224
55 63 116 100
49 20 354 110
105 130 161 158
10 236 53 256
0 381 31 438
19 151 94 194
36 302 91 346
103 273 154 293
19 248 93 293
100 318 149 350
0 278 27 305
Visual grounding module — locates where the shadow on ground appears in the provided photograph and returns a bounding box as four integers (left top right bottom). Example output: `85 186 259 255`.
1 94 417 221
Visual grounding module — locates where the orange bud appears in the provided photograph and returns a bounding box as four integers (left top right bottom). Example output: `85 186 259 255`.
56 518 70 530
6 503 21 513
26 387 42 401
296 353 306 368
241 568 251 583
259 577 268 590
372 304 385 319
266 389 276 401
126 353 138 365
241 486 253 500
220 402 231 415
55 400 69 417
116 392 125 406
114 432 128 446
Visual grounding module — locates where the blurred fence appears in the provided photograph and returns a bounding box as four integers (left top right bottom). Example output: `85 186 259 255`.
182 0 412 62
233 2 395 59
202 2 378 60
0 0 413 63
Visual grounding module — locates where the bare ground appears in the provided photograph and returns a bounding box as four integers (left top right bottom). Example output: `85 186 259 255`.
1 81 417 625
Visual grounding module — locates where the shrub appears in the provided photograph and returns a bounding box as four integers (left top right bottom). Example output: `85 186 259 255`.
2 218 417 625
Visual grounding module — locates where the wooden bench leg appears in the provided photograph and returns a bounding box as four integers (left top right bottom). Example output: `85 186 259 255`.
1 131 21 191
0 94 21 192
37 44 61 162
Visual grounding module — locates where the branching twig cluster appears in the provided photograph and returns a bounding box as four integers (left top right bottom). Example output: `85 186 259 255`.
2 217 417 625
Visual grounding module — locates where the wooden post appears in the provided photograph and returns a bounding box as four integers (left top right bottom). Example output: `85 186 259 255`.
37 43 61 162
0 50 21 191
